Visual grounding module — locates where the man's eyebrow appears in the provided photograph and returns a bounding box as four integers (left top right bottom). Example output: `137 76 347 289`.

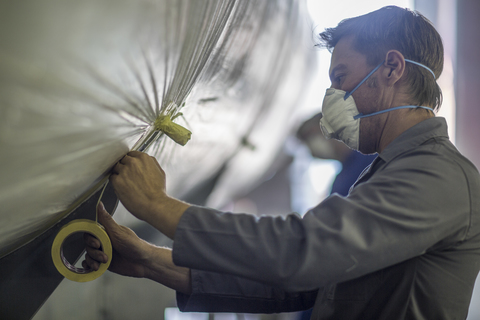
329 64 347 82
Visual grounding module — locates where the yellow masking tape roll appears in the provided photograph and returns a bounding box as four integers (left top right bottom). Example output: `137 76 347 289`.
51 219 112 282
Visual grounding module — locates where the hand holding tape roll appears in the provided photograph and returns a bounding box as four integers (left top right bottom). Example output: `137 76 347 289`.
51 219 112 282
51 182 112 282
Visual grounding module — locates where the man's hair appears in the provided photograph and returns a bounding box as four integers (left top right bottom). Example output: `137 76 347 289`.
318 6 443 111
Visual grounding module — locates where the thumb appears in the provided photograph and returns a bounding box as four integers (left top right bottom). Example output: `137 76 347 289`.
97 202 117 232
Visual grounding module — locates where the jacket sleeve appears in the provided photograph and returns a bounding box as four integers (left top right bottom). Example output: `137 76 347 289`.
177 268 318 313
172 149 471 292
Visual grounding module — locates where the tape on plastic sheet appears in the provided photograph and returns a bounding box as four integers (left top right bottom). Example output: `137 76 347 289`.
51 219 112 282
154 113 192 146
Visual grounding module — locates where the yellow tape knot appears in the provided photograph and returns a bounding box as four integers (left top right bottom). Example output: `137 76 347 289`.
154 114 192 146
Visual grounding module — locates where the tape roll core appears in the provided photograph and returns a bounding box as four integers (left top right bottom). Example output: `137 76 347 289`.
51 219 112 282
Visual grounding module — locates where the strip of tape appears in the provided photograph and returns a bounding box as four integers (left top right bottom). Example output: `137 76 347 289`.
51 219 112 282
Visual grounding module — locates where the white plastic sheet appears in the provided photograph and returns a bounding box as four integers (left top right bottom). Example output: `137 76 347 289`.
0 0 316 257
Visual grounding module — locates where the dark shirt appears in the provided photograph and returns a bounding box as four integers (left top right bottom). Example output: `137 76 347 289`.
330 151 375 196
173 117 480 319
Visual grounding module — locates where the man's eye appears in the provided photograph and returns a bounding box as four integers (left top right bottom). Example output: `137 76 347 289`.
335 75 345 83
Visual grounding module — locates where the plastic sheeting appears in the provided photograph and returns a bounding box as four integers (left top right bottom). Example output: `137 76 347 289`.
0 0 316 258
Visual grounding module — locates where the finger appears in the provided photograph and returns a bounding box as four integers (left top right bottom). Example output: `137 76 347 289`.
109 173 118 184
82 259 90 270
83 252 101 271
85 245 108 263
83 232 101 249
119 155 128 165
112 162 124 174
109 174 125 198
119 152 137 165
127 150 144 158
82 259 95 271
97 201 106 214
97 202 118 236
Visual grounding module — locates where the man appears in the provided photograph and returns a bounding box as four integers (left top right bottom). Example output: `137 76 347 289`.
84 6 480 319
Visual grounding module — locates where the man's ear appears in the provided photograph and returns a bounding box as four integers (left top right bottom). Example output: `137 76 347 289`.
383 50 406 86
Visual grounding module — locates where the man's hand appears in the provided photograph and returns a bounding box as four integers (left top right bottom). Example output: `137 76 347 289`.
83 202 192 294
110 151 166 222
109 151 190 239
83 202 151 278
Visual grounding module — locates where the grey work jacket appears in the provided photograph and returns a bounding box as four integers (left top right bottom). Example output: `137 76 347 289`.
172 117 480 320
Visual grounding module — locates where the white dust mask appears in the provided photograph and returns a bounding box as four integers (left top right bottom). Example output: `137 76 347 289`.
319 59 435 151
319 88 361 150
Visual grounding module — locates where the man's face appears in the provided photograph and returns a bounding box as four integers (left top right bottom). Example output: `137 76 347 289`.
328 36 386 154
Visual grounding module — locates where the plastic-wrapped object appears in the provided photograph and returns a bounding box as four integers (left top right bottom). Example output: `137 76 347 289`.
0 0 316 258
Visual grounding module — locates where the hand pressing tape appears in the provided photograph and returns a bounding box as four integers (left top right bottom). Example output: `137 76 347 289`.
51 219 112 282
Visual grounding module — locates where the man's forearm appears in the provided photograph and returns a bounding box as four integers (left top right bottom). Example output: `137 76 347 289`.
146 196 191 239
143 245 192 295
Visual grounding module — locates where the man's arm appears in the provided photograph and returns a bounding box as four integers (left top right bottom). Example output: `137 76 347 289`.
84 204 318 314
109 151 190 239
83 203 191 294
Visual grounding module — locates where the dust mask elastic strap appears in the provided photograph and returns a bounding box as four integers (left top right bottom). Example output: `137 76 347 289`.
343 59 435 101
354 105 434 119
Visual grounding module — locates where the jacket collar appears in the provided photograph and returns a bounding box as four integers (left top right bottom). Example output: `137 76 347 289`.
377 117 449 163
